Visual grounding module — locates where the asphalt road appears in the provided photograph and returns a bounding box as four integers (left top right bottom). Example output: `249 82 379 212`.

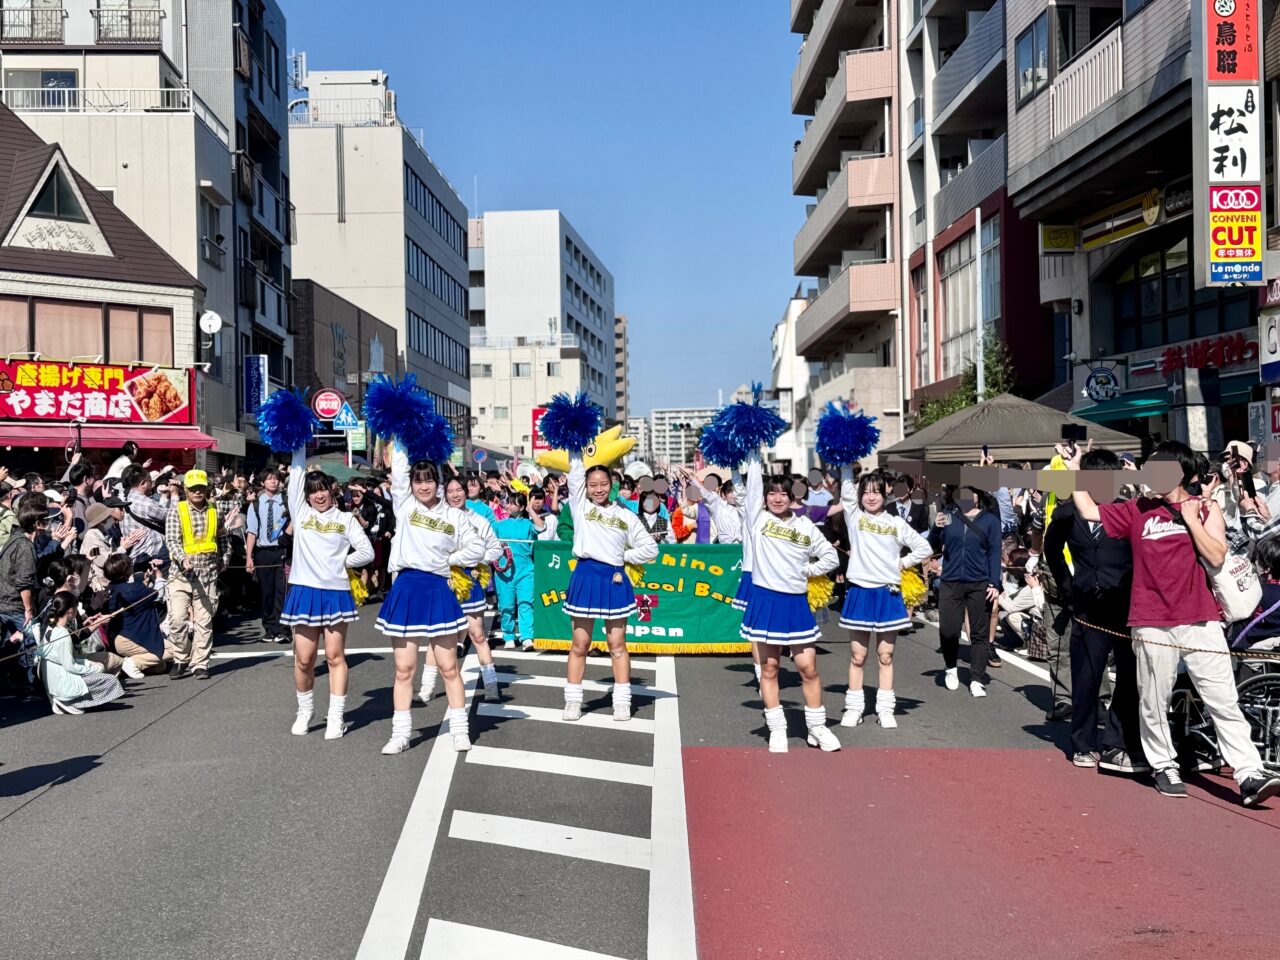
2 607 1278 960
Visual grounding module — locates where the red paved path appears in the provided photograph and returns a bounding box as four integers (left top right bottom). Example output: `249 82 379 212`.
685 747 1280 960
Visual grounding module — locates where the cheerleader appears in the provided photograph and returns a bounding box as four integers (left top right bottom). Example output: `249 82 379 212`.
281 446 375 739
561 447 659 722
740 452 840 752
415 476 505 704
836 466 931 728
376 443 484 754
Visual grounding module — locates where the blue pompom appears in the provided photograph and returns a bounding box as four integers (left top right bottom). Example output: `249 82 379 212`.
699 395 788 466
538 391 601 452
405 409 455 465
365 373 454 463
815 402 880 466
256 388 320 453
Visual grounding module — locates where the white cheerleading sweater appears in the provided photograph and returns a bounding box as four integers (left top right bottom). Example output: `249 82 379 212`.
838 466 932 588
695 477 743 544
286 447 375 590
568 453 659 566
465 507 505 566
744 455 838 594
386 444 485 576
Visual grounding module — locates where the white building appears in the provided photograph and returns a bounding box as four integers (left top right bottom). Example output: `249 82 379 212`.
288 65 471 438
649 406 717 468
625 415 650 463
769 293 818 471
615 313 629 425
469 210 616 418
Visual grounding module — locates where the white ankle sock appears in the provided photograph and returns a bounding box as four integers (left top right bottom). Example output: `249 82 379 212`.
420 666 439 690
804 706 827 730
876 689 896 712
296 690 314 714
391 709 412 740
613 681 632 706
844 688 864 713
447 706 469 738
564 682 584 705
328 694 346 719
480 663 497 685
763 705 786 732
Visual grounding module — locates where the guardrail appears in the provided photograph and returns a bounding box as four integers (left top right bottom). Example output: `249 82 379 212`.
92 7 163 44
931 0 1004 119
0 7 63 42
1050 22 1122 138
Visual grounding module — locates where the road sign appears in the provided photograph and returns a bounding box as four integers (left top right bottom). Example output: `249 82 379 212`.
332 402 360 430
1261 313 1280 383
473 449 488 464
312 389 345 419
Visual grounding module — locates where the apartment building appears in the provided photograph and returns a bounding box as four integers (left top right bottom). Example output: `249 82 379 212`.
468 210 617 452
615 313 630 425
790 0 904 446
625 415 650 463
1005 0 1260 443
289 65 471 439
769 292 818 471
0 0 292 464
898 0 1050 414
649 406 717 467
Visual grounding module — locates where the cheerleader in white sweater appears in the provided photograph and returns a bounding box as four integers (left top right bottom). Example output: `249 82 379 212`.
561 450 659 722
375 444 485 754
836 466 931 728
281 447 375 740
740 453 841 752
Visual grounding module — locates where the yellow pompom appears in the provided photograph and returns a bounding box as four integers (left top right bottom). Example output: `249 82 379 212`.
807 575 834 612
449 566 473 603
475 563 492 589
625 563 645 587
347 567 369 606
900 568 927 609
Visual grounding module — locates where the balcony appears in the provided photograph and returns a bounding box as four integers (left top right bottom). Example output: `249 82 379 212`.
908 96 924 146
92 7 163 45
4 86 229 146
1050 22 1123 138
910 205 926 252
793 47 895 195
0 7 63 43
795 154 897 276
931 0 1004 121
200 237 226 271
932 134 1006 229
239 259 290 335
791 0 822 32
252 171 287 246
792 0 885 113
796 259 900 355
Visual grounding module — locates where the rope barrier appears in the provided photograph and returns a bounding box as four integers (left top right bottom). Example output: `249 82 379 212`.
1073 617 1280 662
0 585 161 666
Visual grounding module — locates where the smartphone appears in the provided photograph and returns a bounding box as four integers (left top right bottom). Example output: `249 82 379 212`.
982 444 989 459
1235 453 1257 498
1061 423 1087 456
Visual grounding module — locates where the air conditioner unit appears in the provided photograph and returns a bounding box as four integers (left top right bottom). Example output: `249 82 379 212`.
234 30 251 79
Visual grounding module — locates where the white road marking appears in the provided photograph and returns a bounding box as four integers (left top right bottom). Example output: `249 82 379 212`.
646 656 698 960
492 649 659 672
353 653 480 960
469 671 672 699
465 744 654 786
419 919 629 960
448 811 651 871
991 647 1051 683
477 702 656 734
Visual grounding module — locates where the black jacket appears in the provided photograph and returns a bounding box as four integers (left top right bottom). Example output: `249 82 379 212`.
891 499 930 535
1043 500 1132 618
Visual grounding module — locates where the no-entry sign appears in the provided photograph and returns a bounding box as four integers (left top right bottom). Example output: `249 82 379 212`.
312 389 345 420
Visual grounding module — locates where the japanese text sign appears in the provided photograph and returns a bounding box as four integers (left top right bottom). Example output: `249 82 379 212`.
1209 184 1264 282
1207 0 1260 83
0 361 195 425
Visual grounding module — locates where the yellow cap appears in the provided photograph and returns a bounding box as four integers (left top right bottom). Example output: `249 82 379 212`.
183 469 209 488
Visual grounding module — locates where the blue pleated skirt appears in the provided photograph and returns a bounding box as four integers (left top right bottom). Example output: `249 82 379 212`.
564 557 636 620
739 585 819 646
839 584 910 634
459 574 486 615
376 569 468 639
731 570 754 612
280 585 359 627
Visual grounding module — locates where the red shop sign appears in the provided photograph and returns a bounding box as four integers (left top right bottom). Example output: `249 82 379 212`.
0 360 195 425
531 406 550 451
311 389 345 420
1206 0 1261 84
1158 332 1259 376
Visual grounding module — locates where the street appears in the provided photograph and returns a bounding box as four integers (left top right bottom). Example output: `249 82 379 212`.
3 608 1279 960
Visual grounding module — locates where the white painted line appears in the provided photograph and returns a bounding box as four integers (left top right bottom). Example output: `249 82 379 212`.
466 671 672 699
354 653 480 960
647 656 698 960
492 649 658 672
449 811 651 871
477 702 656 734
991 647 1051 683
465 744 654 787
420 919 629 960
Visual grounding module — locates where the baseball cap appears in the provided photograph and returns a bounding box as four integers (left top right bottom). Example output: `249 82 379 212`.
183 469 209 489
102 495 127 508
1223 440 1254 465
1118 452 1136 465
42 489 64 504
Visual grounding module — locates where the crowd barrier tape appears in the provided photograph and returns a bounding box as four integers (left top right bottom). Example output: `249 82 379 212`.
532 542 750 654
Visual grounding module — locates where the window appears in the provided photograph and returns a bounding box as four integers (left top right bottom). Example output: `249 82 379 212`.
2 68 79 109
405 237 467 320
470 363 492 378
912 266 930 387
1015 12 1049 106
547 361 561 377
937 233 977 379
108 307 139 363
513 362 531 378
265 37 280 93
981 214 1001 326
494 406 509 420
403 165 466 259
34 299 103 358
1123 0 1150 18
30 166 87 222
1055 6 1076 70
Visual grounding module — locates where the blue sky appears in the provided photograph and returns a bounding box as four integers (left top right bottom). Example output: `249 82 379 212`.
288 0 804 417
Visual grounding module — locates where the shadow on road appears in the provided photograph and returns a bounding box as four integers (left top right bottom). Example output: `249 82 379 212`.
0 754 100 797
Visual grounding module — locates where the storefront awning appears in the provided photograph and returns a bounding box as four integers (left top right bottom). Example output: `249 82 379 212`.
0 424 217 450
1073 390 1170 423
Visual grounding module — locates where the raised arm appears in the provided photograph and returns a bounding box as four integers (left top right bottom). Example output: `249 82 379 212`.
566 452 587 521
345 514 375 568
288 446 307 521
744 452 763 532
389 441 411 510
838 465 858 516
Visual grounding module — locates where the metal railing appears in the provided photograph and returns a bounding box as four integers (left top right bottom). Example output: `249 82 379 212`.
92 7 163 44
469 333 581 350
932 134 1006 228
909 97 924 142
200 238 226 270
191 91 229 146
0 7 63 42
931 0 1004 119
910 205 926 252
1050 22 1123 138
288 97 394 128
3 86 189 113
253 171 286 241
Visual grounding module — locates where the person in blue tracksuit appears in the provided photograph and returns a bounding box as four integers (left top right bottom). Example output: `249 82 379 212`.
492 492 537 651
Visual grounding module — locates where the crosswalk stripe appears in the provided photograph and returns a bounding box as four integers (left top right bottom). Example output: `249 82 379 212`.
419 919 629 960
448 811 651 870
477 702 656 734
492 649 658 672
467 671 672 699
465 744 654 786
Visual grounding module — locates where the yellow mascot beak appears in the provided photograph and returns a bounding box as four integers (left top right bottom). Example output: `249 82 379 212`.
535 423 636 473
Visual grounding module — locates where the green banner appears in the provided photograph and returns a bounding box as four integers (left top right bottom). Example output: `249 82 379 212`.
532 542 749 653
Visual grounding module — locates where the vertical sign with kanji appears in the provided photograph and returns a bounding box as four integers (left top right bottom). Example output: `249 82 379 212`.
1193 0 1266 287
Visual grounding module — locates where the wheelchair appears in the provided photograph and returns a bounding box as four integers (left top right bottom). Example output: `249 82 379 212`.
1168 644 1280 775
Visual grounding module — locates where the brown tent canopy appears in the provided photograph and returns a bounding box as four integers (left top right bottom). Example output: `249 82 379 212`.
878 393 1140 464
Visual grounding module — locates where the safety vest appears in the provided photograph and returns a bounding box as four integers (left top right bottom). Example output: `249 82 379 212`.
178 501 218 555
1043 456 1073 573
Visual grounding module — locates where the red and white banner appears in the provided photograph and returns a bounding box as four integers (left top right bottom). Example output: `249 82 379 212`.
531 406 550 451
0 360 196 425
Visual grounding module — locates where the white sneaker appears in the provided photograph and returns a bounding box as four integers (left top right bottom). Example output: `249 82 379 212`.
452 733 472 752
970 681 987 698
944 668 960 691
291 710 312 736
483 681 500 702
415 679 436 704
877 711 898 729
768 728 789 753
806 724 842 752
120 656 145 680
521 639 534 651
613 701 631 722
840 709 863 727
562 701 583 722
381 735 410 755
51 698 84 715
324 717 348 740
